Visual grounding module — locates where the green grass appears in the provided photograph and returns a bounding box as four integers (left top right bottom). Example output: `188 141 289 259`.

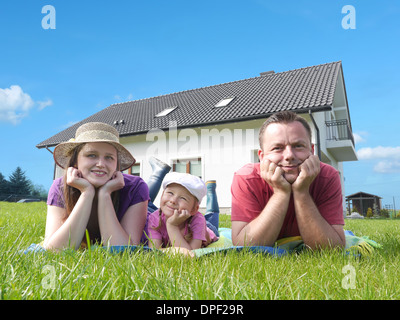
1 201 400 300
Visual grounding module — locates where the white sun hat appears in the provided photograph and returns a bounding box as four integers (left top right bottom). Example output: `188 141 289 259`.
162 172 206 202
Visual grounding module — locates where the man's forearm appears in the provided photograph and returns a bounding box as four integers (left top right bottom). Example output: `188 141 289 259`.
233 191 291 246
293 191 345 249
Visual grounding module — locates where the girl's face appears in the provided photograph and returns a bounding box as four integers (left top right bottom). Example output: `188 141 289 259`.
160 183 199 218
76 142 118 188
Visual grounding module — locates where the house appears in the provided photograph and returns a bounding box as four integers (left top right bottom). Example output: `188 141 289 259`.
36 61 358 213
345 192 382 216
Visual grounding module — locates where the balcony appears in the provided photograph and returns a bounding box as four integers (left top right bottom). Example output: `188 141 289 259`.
325 119 357 161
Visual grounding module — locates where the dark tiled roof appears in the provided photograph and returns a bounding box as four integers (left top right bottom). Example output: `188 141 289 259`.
37 61 342 148
346 192 382 199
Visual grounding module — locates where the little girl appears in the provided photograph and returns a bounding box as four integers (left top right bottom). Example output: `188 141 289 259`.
147 172 218 251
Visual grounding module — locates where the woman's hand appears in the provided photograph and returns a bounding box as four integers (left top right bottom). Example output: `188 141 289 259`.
99 171 125 195
66 167 94 194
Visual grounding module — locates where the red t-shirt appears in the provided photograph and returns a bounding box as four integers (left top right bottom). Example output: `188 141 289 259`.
231 162 344 239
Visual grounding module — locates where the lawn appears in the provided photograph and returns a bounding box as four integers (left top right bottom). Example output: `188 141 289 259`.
1 201 400 300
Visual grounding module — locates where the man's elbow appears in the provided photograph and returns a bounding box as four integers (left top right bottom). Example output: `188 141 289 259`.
231 231 245 246
231 221 249 246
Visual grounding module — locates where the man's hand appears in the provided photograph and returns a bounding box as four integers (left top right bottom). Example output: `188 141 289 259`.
292 155 320 193
260 158 291 194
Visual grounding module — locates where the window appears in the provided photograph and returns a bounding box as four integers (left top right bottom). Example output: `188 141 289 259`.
252 149 260 163
172 158 202 179
155 106 177 117
127 163 141 176
215 97 235 108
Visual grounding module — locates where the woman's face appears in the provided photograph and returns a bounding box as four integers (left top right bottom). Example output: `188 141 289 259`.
76 142 118 188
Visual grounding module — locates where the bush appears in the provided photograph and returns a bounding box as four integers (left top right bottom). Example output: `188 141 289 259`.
380 209 390 218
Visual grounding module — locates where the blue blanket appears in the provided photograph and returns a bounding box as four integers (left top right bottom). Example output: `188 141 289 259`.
23 228 381 257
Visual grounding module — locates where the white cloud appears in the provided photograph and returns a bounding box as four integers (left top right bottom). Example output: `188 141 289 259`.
0 85 53 124
353 131 368 144
114 93 134 102
61 120 78 129
0 85 34 124
357 146 400 160
374 160 400 173
357 146 400 174
37 99 53 110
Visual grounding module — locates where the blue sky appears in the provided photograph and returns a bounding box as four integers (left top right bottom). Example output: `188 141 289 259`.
1 1 399 207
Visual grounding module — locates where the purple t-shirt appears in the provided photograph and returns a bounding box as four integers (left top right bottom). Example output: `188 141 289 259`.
47 174 151 242
148 209 218 248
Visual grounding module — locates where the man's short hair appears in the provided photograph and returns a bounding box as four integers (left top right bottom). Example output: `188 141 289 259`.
258 111 312 149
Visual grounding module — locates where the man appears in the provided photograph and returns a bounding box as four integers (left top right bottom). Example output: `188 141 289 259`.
231 111 345 249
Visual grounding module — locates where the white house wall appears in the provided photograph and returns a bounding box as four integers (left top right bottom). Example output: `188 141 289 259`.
53 115 347 214
119 116 347 212
119 120 263 210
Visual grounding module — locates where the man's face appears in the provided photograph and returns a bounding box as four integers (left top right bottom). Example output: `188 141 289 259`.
259 121 314 183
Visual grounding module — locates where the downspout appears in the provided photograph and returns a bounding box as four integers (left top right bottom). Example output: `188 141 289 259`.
308 110 321 160
45 146 53 154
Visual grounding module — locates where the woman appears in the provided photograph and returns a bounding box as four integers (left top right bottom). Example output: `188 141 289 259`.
44 122 154 251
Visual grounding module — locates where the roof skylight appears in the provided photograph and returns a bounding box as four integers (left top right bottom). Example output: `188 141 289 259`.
155 106 177 117
215 97 235 108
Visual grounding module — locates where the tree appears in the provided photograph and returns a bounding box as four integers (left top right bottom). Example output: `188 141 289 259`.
373 203 380 217
380 209 390 218
0 172 10 199
8 167 32 196
0 172 8 190
31 184 48 199
366 207 373 218
351 206 359 213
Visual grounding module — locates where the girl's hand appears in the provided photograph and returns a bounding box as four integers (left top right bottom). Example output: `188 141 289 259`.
166 209 192 227
66 167 94 193
99 171 125 195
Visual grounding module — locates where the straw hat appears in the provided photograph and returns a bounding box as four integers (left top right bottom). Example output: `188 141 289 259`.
53 122 135 171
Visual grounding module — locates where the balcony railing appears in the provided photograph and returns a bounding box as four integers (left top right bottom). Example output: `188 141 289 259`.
325 119 354 146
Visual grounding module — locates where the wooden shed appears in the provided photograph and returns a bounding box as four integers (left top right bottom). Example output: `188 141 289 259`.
346 192 382 216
